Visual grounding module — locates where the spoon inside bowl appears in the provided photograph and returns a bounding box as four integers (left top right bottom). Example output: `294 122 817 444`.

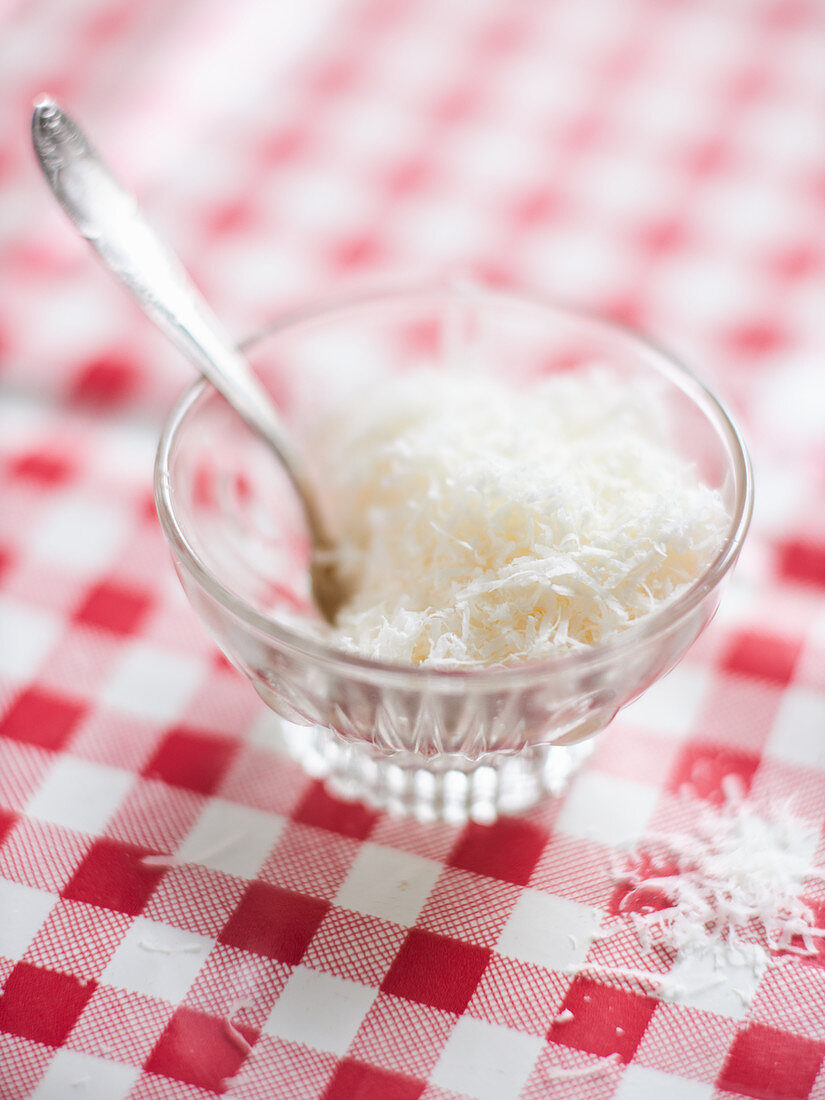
31 97 345 622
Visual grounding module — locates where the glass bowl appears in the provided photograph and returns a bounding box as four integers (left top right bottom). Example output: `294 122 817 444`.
154 280 752 822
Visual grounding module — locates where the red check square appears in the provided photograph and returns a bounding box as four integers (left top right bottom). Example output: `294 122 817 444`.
329 232 385 273
634 216 688 257
397 318 440 357
9 449 73 485
0 807 17 844
219 881 328 964
70 353 140 409
143 728 237 795
382 156 433 199
294 780 378 840
0 688 86 752
549 978 657 1062
768 244 820 282
322 1059 425 1100
0 962 95 1046
717 1023 825 1099
380 928 490 1014
146 1005 257 1092
509 186 564 230
668 741 759 804
724 321 788 359
449 819 548 885
722 630 802 685
63 838 165 915
778 540 825 588
75 581 152 635
204 198 258 238
259 125 309 166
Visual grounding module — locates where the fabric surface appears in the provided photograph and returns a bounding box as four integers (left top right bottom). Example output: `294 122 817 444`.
2 0 825 1097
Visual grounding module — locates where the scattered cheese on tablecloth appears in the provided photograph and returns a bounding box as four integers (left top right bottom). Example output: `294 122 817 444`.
614 784 825 974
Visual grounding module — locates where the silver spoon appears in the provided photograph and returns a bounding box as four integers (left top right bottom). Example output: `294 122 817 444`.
31 97 344 622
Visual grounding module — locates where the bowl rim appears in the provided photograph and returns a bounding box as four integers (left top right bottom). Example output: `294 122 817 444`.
153 277 754 688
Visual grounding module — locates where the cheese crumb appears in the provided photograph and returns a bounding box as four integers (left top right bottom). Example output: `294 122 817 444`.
316 370 728 667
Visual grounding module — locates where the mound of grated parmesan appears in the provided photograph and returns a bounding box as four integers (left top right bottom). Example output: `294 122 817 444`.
315 369 729 667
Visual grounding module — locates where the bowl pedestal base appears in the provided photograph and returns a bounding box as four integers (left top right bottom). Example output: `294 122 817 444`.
267 718 595 823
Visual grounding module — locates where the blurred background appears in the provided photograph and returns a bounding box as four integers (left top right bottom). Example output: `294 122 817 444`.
1 0 824 585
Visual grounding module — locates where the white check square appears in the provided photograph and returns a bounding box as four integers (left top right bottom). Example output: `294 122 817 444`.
30 1050 140 1100
623 663 713 740
555 771 659 845
334 96 424 162
613 1065 715 1099
176 799 285 879
652 255 754 329
275 167 374 235
521 225 628 302
496 889 600 970
100 917 212 1003
695 174 798 251
665 952 761 1021
246 708 286 749
334 842 441 926
0 597 62 684
575 147 677 221
432 1017 543 1100
30 492 128 576
0 879 55 960
100 643 204 722
263 966 376 1055
26 757 134 834
449 125 545 192
391 197 491 262
766 687 825 769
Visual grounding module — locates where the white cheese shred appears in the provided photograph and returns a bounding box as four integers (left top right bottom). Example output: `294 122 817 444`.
566 962 685 999
314 369 728 667
542 1053 621 1082
137 939 203 955
223 998 253 1056
140 831 247 871
140 853 178 869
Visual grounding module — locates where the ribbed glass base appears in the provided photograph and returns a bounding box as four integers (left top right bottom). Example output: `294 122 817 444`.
268 719 594 823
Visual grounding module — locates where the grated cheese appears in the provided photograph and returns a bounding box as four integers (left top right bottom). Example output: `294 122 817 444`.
315 370 729 667
613 788 825 980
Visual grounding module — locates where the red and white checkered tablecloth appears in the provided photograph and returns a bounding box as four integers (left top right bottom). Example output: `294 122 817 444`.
2 0 825 1097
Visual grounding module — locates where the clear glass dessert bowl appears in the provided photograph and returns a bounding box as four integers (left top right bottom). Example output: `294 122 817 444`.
154 280 752 822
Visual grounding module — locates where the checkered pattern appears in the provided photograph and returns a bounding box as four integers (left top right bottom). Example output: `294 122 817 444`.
2 0 825 1096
